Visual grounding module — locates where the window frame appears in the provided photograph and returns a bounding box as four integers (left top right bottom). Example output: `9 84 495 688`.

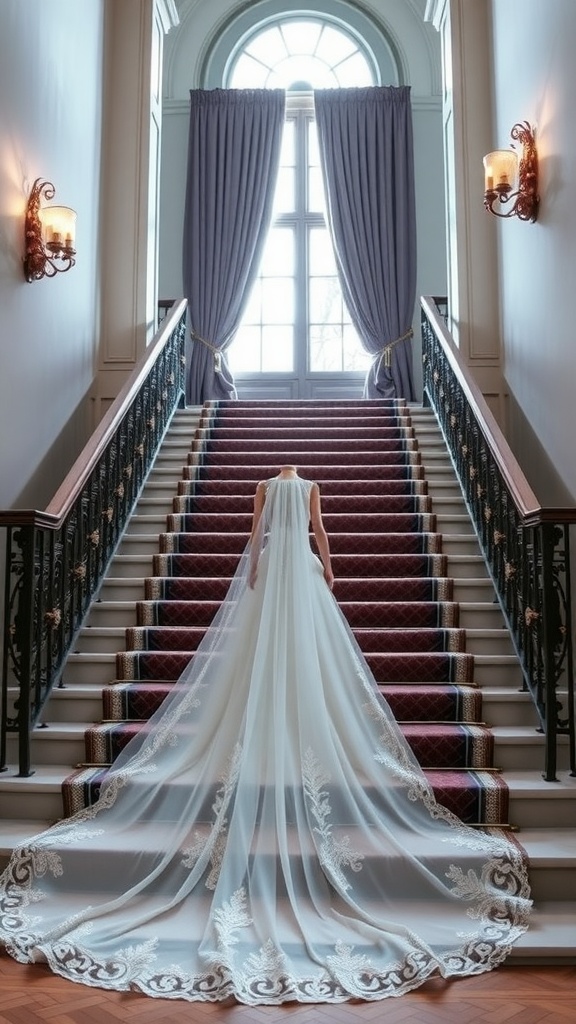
200 0 401 91
227 99 370 385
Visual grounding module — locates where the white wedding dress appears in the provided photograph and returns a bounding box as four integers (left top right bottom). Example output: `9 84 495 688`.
0 475 531 1004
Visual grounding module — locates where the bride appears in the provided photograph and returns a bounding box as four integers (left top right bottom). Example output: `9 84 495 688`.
0 466 531 1004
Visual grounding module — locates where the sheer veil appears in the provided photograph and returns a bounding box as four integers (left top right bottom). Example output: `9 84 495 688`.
0 475 531 1004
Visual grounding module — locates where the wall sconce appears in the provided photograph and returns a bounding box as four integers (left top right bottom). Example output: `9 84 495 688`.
23 178 77 282
483 121 539 223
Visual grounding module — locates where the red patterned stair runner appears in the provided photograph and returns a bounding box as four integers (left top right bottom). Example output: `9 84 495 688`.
63 399 509 826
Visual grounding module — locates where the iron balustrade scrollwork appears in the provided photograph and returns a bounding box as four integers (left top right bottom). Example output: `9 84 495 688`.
0 299 187 777
421 297 575 781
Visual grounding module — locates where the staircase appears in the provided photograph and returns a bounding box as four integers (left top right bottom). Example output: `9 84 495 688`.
0 400 574 963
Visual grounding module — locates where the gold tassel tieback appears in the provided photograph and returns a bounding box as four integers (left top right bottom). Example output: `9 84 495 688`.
380 327 414 368
191 330 222 374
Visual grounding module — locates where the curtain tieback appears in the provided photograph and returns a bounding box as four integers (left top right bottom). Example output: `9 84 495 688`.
191 330 222 374
375 327 414 372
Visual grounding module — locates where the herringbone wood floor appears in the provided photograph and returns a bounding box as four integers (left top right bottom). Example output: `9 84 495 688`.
0 955 574 1023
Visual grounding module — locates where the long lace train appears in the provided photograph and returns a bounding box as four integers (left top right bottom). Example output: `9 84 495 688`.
0 476 531 1004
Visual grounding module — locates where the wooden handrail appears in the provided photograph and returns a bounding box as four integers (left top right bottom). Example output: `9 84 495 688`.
421 296 576 526
0 298 188 530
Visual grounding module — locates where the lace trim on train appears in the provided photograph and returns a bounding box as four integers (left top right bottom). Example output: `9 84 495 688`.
181 743 242 889
2 877 530 1005
301 747 364 889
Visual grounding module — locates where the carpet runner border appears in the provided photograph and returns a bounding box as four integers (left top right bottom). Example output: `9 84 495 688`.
61 766 508 826
115 650 475 684
184 464 427 482
101 682 482 726
177 478 430 497
123 626 467 655
138 577 453 606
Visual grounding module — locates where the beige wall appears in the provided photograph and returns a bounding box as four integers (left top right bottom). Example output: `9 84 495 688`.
0 0 105 508
490 0 576 503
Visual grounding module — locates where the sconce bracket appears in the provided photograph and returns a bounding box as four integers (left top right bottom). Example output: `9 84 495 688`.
23 178 76 282
484 121 539 223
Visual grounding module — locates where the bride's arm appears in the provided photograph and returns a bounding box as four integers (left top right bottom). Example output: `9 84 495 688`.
310 483 334 590
248 480 266 588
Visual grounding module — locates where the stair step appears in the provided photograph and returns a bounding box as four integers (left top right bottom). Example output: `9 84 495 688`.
4 723 90 766
493 727 573 772
457 598 505 625
440 534 483 554
463 628 514 655
109 554 158 577
72 624 514 657
435 514 475 533
446 555 490 579
125 515 168 534
510 901 576 962
62 653 117 684
43 684 104 722
97 577 147 601
117 534 165 556
516 829 576 902
0 818 569 905
506 770 576 827
0 765 68 821
482 688 538 727
86 600 138 627
463 654 520 687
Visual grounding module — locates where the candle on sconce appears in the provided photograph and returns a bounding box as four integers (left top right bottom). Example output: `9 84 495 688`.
40 205 76 250
483 149 518 194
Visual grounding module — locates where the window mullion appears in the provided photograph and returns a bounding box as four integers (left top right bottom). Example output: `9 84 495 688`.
294 110 308 382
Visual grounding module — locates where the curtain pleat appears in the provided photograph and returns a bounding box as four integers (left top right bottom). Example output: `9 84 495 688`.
182 89 285 404
314 86 417 400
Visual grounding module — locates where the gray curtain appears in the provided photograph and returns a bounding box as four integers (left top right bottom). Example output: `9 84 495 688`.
314 86 417 401
182 89 285 404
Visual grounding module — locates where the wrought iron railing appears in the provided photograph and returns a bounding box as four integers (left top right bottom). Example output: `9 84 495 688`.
421 296 576 781
0 299 187 777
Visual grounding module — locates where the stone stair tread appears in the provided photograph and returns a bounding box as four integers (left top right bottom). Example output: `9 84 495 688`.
0 819 572 867
464 628 511 639
129 511 173 521
0 817 566 864
98 579 145 588
493 726 571 744
504 769 576 796
473 654 519 665
78 627 126 638
30 722 94 739
510 901 576 956
48 684 104 699
90 600 138 610
482 688 533 702
0 820 56 853
0 764 72 790
518 827 576 864
120 534 167 543
67 653 116 663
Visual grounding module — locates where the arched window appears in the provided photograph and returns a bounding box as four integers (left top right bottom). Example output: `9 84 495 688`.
227 18 376 90
204 9 399 397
